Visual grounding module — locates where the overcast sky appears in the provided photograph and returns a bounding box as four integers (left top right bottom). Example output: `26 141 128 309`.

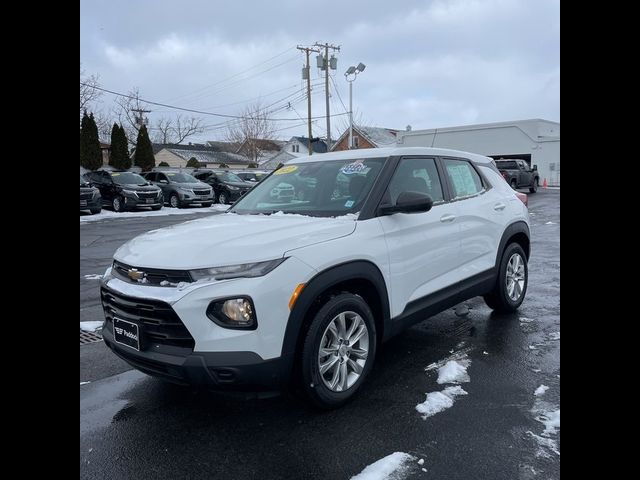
80 0 559 144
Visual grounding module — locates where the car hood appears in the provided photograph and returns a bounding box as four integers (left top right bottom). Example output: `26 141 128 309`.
116 183 159 191
224 181 253 189
175 183 211 190
114 212 356 269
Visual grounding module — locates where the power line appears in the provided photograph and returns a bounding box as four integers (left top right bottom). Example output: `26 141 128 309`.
81 82 349 121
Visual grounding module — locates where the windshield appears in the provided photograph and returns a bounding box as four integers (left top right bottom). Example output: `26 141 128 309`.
230 158 385 217
111 172 148 185
219 172 243 183
166 172 199 183
80 174 87 185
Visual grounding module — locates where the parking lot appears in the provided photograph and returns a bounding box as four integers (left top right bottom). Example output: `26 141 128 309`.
80 190 559 479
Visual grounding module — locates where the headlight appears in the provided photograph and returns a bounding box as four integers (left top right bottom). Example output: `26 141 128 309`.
189 258 287 282
227 185 239 191
179 188 194 195
122 189 139 197
207 297 256 329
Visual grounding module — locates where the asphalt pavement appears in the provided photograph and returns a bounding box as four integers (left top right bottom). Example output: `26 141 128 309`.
80 190 560 479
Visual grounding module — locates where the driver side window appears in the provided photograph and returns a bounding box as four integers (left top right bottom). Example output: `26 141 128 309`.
386 158 444 205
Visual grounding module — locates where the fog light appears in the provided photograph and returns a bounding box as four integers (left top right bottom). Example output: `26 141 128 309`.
207 297 257 329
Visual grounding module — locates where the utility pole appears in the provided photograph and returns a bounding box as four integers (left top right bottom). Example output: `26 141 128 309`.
131 108 151 129
297 45 320 155
314 42 340 151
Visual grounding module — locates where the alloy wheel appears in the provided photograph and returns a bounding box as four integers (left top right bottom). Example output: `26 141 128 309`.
506 253 526 301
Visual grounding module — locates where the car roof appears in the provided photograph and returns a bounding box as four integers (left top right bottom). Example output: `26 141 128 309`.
288 147 493 165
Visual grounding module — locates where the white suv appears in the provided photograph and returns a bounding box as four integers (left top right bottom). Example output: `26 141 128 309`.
100 147 530 408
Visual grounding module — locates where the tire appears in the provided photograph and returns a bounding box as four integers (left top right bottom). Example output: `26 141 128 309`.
218 192 228 204
529 178 538 193
90 207 101 215
169 193 181 208
112 196 125 212
483 243 528 313
202 202 213 207
510 179 518 190
300 293 377 409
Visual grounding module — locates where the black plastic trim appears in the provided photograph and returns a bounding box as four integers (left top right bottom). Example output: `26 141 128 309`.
495 221 531 266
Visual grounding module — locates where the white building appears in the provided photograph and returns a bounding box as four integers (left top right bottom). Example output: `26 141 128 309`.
396 119 560 186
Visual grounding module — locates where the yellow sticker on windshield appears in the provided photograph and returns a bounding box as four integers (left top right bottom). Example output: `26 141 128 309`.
274 165 298 175
167 173 175 176
112 173 120 176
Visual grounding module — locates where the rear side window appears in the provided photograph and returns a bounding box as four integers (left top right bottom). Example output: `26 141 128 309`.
443 158 485 199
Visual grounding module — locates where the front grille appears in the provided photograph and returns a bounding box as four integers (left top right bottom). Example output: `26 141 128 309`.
194 190 210 195
112 260 192 286
137 191 159 199
101 286 195 349
80 192 93 200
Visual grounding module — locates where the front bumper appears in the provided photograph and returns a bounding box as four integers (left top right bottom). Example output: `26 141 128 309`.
102 325 290 390
180 194 214 205
80 196 101 210
123 193 163 209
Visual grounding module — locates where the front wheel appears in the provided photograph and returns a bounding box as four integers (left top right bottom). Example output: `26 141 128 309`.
529 178 538 193
510 179 518 190
218 192 228 204
169 193 181 208
484 243 528 313
301 293 377 409
112 196 125 212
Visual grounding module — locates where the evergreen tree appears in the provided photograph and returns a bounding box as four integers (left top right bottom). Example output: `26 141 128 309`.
158 161 170 167
115 124 131 169
109 123 120 167
80 111 103 170
134 125 155 170
186 157 200 168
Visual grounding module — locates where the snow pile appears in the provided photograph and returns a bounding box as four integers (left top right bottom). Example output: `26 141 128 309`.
526 431 560 458
549 331 560 340
519 317 535 323
80 321 103 332
528 398 560 457
350 452 415 480
536 409 560 436
425 348 472 372
84 274 103 280
415 386 468 419
437 358 471 384
80 204 228 224
545 221 556 225
534 385 549 396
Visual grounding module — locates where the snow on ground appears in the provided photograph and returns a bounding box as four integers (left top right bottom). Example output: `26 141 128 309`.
545 221 557 225
549 331 560 340
415 386 468 419
80 204 229 224
528 398 561 457
350 452 416 480
519 317 535 323
437 358 471 384
80 381 91 386
526 431 560 458
84 274 103 280
424 348 472 372
536 408 560 436
534 385 549 396
80 321 103 332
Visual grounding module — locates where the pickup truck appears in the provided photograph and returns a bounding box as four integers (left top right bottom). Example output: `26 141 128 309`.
495 159 539 193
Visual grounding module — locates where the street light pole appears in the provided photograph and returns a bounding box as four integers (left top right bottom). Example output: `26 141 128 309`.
344 63 365 149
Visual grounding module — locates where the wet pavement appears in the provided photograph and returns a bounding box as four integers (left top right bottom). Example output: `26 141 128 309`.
80 190 559 479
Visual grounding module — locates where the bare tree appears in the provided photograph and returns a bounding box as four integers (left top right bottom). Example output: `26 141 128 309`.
153 115 205 144
225 101 276 162
113 87 149 147
80 65 102 121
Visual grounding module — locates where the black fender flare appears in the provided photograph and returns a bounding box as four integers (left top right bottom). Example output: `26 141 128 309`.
279 260 391 379
495 221 531 269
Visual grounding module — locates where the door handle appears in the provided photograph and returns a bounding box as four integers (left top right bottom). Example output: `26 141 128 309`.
440 214 456 223
494 203 506 211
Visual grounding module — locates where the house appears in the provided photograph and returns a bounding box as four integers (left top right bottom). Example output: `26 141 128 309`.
281 136 328 156
235 138 285 164
152 143 252 168
331 126 399 151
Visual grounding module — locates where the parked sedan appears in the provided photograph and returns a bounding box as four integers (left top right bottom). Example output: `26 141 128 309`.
193 169 254 204
86 170 163 212
143 170 214 208
80 174 101 214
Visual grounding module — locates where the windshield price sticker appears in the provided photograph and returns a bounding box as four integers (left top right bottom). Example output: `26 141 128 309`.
275 165 298 175
340 161 368 175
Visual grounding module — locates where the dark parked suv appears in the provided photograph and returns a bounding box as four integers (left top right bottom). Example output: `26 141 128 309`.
80 174 102 214
193 169 254 204
86 170 163 212
143 170 214 208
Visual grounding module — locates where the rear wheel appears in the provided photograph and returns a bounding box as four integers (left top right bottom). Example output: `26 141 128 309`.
301 293 376 409
484 243 528 313
529 178 538 193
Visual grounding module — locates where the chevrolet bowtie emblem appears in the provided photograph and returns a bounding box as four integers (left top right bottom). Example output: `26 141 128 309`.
128 268 144 281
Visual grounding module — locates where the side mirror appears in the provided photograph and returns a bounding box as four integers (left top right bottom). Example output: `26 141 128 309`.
378 191 434 216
